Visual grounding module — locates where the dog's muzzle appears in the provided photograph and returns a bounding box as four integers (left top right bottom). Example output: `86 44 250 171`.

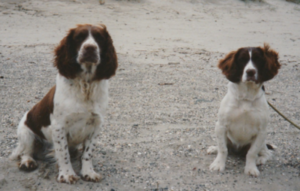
79 45 100 65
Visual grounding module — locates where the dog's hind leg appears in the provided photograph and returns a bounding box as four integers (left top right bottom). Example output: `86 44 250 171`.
10 112 38 171
207 146 218 154
256 143 275 165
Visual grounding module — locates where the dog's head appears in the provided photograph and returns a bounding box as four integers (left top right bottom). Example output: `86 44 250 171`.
54 24 118 81
218 44 281 84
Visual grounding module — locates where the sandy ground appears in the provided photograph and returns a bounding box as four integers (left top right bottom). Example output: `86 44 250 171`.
0 0 300 190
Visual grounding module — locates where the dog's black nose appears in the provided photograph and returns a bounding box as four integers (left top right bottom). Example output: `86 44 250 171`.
84 45 97 52
246 69 256 77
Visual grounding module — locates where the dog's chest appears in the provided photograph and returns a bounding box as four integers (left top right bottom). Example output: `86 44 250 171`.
226 101 268 145
44 103 103 146
228 102 265 123
64 112 101 146
57 85 106 145
43 76 109 145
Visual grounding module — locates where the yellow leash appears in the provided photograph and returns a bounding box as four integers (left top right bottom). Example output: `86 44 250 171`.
268 101 300 130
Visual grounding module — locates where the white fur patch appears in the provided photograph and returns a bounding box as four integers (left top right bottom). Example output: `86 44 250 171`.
76 30 100 75
242 50 258 82
51 74 107 182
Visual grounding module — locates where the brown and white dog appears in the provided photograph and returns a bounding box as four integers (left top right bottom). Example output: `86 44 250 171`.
207 44 280 176
10 24 118 183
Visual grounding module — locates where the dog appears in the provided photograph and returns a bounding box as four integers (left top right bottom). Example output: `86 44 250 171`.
207 44 280 176
10 24 118 184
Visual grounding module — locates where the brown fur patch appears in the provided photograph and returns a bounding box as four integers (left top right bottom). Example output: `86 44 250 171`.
25 86 56 139
54 29 83 79
218 51 236 75
260 43 281 82
93 25 118 81
218 49 249 83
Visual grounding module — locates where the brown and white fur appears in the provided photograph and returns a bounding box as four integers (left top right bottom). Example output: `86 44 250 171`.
207 44 280 176
10 24 118 184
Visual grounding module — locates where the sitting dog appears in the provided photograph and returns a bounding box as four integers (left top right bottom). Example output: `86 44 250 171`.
207 44 280 176
10 24 118 183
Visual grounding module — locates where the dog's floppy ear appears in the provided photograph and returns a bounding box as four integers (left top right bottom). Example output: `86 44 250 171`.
218 51 236 75
54 28 82 79
260 43 281 82
218 48 251 83
93 25 118 81
218 51 241 82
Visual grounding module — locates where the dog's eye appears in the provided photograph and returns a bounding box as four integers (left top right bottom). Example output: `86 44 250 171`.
252 56 262 62
74 32 87 41
252 53 264 64
237 55 249 64
92 32 102 42
236 49 250 65
252 48 265 63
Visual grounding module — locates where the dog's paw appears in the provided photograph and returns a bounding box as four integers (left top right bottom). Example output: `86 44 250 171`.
207 146 218 155
256 156 268 165
209 158 225 172
57 172 80 184
245 166 260 177
18 157 38 171
81 172 102 182
81 170 102 182
257 148 272 165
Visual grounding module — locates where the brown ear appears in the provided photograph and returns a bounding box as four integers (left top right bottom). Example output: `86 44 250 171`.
54 28 82 79
261 43 281 82
218 51 241 82
93 25 118 81
218 51 236 74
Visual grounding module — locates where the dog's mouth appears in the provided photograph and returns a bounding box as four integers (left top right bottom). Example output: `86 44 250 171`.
78 53 100 74
79 54 99 65
246 76 258 83
82 62 97 74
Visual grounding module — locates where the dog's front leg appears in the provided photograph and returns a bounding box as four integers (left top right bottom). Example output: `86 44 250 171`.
210 121 228 172
81 128 102 182
244 130 266 177
52 123 79 184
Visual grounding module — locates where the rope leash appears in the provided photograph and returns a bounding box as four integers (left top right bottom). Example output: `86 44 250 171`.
268 101 300 130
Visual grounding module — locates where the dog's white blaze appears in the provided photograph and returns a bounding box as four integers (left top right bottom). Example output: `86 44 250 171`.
76 30 100 65
81 31 99 50
242 50 258 82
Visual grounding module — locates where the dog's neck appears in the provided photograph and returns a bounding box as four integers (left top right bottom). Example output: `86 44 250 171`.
64 72 98 101
80 62 98 83
228 81 264 102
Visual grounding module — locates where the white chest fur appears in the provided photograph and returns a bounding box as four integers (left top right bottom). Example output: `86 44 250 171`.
42 74 109 146
218 82 269 146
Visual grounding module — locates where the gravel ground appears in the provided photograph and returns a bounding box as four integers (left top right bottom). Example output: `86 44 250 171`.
0 0 300 190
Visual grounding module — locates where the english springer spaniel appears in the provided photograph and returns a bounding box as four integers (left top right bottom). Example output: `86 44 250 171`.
207 44 281 176
10 24 118 183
